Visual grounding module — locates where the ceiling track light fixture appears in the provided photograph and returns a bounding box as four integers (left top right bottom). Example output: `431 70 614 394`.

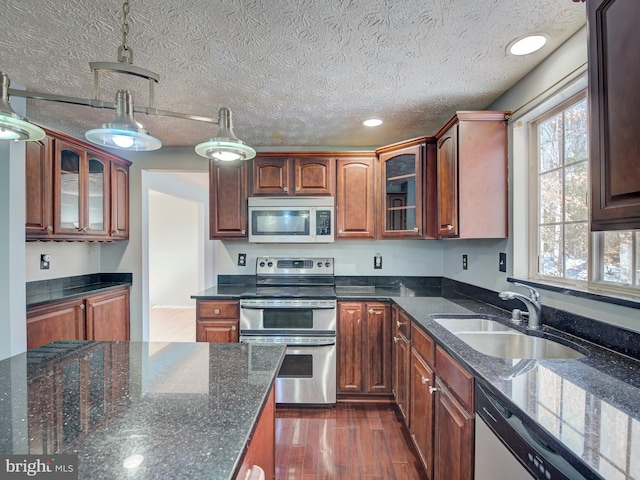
0 0 255 160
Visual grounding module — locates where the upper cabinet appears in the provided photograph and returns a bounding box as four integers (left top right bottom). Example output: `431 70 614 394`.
435 111 509 239
336 156 376 239
376 137 436 239
588 0 640 231
26 129 131 242
252 155 335 196
209 159 249 239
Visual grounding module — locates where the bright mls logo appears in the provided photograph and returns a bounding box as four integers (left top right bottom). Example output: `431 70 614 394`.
1 455 78 479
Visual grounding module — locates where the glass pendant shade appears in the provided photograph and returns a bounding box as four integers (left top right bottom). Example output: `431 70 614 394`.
0 73 46 142
85 89 161 151
195 107 256 161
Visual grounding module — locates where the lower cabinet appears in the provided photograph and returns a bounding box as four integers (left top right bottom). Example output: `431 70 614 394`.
235 386 276 480
27 287 130 350
392 305 411 422
337 301 391 395
196 300 239 343
407 322 474 480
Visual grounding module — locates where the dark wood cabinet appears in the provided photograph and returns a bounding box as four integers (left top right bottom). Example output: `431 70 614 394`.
85 288 130 341
27 298 85 350
209 160 249 239
588 0 640 230
26 129 131 242
435 111 509 239
252 155 335 196
25 137 53 239
405 323 474 480
196 300 240 343
337 301 391 396
336 156 376 239
392 305 411 422
110 160 129 239
27 288 131 350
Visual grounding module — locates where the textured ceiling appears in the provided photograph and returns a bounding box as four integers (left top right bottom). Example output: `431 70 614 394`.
1 0 586 149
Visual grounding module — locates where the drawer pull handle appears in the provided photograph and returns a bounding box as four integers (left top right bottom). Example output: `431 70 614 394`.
421 376 430 384
428 386 439 395
368 309 374 314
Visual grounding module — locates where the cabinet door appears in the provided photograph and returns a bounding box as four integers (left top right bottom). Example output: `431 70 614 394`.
337 302 364 393
365 302 391 394
252 157 290 195
27 299 85 350
410 348 435 480
436 125 459 238
336 157 376 239
433 378 474 480
85 288 130 341
588 0 640 230
110 160 129 239
379 143 424 238
197 320 239 343
210 160 248 238
25 137 53 239
393 329 410 423
84 153 110 238
54 139 84 235
294 157 334 195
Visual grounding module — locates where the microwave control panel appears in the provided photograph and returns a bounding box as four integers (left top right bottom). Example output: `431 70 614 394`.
316 210 332 236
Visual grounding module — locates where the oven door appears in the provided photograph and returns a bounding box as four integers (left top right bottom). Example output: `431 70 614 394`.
240 335 336 405
240 300 337 333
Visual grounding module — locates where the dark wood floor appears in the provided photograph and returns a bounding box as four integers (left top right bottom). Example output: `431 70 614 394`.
275 403 427 480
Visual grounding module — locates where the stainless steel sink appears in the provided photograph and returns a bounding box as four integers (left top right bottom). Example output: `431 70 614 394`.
433 316 585 360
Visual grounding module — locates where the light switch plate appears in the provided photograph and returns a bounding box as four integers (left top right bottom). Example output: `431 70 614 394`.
237 253 247 267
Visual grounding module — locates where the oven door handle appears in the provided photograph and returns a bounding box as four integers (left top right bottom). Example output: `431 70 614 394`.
240 304 336 310
240 337 336 347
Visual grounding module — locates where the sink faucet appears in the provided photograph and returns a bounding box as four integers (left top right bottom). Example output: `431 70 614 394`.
498 283 542 330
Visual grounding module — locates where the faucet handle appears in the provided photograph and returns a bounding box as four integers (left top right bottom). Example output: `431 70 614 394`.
513 282 540 302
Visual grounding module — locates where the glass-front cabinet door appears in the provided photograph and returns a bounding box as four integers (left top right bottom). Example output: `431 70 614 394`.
54 140 109 237
378 140 425 238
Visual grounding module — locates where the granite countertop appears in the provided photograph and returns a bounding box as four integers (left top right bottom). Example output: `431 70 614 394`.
0 341 285 480
392 296 640 480
27 273 133 308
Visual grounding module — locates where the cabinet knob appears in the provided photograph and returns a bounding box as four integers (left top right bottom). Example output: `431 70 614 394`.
231 325 237 331
241 230 246 234
214 309 220 315
295 186 300 191
46 225 53 232
368 309 375 314
393 336 400 343
396 320 406 328
413 227 419 232
79 304 85 310
112 229 120 235
283 186 288 192
446 224 454 230
428 386 439 395
338 229 343 235
421 376 430 384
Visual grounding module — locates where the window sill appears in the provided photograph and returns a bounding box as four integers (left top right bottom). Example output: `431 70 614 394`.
507 277 640 311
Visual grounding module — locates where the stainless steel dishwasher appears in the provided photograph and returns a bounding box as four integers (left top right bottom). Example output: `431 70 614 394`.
475 384 599 480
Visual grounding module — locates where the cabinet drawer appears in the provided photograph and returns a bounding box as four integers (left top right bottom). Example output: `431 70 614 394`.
411 323 435 366
435 345 474 411
197 300 239 319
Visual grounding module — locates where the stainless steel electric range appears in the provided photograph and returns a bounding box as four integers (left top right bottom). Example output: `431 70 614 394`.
239 257 336 405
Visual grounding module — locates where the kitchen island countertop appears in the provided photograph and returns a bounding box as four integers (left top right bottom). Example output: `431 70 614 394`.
0 340 285 480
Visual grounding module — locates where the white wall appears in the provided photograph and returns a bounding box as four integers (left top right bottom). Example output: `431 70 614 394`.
25 242 100 281
148 190 201 307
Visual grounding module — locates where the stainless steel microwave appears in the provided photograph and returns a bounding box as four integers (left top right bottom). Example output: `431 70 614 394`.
248 197 334 243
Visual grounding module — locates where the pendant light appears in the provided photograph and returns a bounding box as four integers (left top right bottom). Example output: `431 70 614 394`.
0 72 45 142
85 90 161 151
0 0 255 158
195 107 256 161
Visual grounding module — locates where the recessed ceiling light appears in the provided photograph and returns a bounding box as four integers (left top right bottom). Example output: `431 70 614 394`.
363 118 383 127
508 34 547 56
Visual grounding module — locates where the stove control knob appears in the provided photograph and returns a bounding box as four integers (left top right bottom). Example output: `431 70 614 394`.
317 262 323 267
267 261 273 267
325 261 331 267
259 261 266 267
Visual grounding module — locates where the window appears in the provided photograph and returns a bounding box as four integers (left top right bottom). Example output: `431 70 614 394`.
531 91 640 292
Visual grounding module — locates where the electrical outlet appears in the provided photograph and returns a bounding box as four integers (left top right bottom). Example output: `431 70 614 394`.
499 252 507 272
374 253 382 269
237 253 247 267
462 254 468 270
40 254 51 270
